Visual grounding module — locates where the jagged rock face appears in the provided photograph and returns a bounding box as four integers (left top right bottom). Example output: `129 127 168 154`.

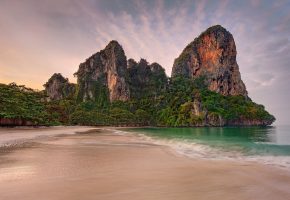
44 73 75 101
128 58 137 69
206 113 226 126
186 98 226 126
74 41 130 102
172 25 247 96
192 99 203 116
227 118 274 126
189 98 271 126
127 58 167 99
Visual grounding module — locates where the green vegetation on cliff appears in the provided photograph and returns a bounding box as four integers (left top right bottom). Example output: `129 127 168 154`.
0 76 275 126
0 77 275 126
1 79 275 126
0 83 48 125
9 74 275 126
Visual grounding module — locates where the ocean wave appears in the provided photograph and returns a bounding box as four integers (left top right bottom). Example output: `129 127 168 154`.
121 129 290 171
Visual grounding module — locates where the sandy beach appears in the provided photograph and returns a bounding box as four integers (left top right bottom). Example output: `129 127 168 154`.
0 127 290 200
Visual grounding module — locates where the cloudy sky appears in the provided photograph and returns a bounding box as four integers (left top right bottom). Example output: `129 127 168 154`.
0 0 290 125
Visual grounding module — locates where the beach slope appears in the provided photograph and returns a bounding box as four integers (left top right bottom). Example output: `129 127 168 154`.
0 127 289 200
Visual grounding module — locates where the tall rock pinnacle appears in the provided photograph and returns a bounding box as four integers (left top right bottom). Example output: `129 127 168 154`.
171 25 247 96
74 40 130 102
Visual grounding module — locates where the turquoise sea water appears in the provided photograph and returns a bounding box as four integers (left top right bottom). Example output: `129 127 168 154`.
125 126 290 169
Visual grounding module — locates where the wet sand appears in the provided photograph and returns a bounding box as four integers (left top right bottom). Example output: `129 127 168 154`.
0 127 290 200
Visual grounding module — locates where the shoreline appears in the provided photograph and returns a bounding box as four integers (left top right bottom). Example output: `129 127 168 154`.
118 126 290 172
0 127 290 199
0 123 276 130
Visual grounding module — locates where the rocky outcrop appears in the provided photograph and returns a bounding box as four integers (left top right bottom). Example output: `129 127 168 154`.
192 98 203 116
186 97 272 126
40 29 274 127
187 98 226 127
44 73 76 101
227 119 274 126
206 113 226 126
52 41 167 102
74 41 129 102
172 25 247 96
127 58 167 99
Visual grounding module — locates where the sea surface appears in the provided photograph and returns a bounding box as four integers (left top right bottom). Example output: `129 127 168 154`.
124 126 290 170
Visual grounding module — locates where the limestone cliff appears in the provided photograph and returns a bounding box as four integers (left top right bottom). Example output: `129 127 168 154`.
128 58 167 99
172 25 247 96
74 41 130 102
39 28 274 127
44 73 75 101
188 98 273 127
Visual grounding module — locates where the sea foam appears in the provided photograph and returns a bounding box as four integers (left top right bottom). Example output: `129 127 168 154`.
121 129 290 171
